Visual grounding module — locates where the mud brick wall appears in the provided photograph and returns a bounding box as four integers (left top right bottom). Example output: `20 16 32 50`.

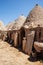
25 31 35 55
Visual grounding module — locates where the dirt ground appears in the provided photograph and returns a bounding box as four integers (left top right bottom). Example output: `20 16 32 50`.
0 40 43 65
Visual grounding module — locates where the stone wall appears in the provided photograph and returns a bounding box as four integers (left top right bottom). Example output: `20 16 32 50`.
40 28 43 41
25 31 35 55
12 31 19 47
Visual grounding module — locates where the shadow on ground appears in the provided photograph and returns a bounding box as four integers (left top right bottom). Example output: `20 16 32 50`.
28 53 43 62
7 41 43 63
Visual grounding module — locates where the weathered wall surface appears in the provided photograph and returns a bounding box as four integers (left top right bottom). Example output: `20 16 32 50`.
25 31 35 55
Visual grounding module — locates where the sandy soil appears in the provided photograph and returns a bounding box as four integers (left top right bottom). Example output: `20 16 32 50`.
0 40 43 65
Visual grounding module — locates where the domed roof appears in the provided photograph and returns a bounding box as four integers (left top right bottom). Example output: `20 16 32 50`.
6 21 15 31
7 15 26 31
0 20 7 31
11 15 26 30
0 20 4 26
25 4 43 27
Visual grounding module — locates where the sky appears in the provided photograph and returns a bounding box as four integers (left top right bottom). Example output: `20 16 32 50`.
0 0 43 25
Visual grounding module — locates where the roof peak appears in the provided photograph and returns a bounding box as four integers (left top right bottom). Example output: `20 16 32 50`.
36 4 38 6
18 15 26 19
35 4 42 8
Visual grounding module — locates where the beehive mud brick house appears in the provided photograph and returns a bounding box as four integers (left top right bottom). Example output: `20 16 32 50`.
5 4 43 55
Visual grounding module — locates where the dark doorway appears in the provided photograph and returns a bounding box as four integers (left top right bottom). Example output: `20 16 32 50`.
34 29 41 42
20 27 25 48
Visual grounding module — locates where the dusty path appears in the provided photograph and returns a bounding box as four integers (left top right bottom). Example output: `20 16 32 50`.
0 40 43 65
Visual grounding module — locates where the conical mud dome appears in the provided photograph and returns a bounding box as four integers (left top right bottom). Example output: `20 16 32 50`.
25 4 43 27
